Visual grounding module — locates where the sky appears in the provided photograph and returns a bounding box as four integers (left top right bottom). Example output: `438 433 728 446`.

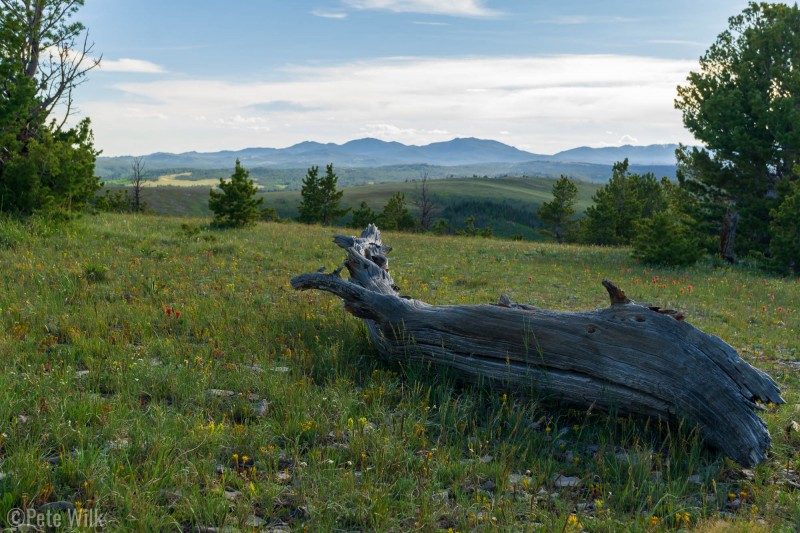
72 0 752 157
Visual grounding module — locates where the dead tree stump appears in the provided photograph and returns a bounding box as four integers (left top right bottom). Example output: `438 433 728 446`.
291 225 784 466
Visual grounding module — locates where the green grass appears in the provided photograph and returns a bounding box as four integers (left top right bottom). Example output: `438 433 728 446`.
127 175 602 239
1 213 799 531
264 175 597 215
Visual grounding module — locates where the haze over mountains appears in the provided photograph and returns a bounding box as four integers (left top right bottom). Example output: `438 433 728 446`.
98 137 683 171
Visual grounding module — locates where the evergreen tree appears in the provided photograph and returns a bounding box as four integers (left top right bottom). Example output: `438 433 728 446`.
770 180 800 274
538 175 578 243
578 160 666 246
318 164 349 225
350 201 378 229
208 160 263 228
675 2 800 262
1 1 101 215
297 164 348 225
632 179 704 266
297 165 322 224
380 192 416 231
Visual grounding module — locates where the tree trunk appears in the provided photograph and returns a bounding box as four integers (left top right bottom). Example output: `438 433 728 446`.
720 208 739 263
291 225 783 467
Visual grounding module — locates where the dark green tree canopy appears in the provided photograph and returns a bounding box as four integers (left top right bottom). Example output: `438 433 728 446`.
379 192 416 231
675 1 800 257
1 0 101 215
350 200 378 229
538 175 578 243
208 159 264 228
297 163 348 225
578 159 666 246
297 165 322 224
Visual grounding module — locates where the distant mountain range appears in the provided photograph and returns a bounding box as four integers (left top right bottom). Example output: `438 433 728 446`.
97 137 684 176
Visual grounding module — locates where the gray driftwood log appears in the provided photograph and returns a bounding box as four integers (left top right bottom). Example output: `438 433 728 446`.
291 225 784 466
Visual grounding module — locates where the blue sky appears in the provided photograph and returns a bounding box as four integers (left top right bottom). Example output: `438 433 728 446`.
73 0 751 156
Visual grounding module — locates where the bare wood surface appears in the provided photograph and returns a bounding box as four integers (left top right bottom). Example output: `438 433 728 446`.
291 225 784 466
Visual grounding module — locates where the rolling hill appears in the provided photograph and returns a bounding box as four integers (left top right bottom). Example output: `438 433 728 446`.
96 137 684 185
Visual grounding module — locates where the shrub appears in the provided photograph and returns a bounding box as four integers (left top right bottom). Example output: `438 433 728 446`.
208 160 264 228
350 201 378 229
770 181 800 274
632 211 704 266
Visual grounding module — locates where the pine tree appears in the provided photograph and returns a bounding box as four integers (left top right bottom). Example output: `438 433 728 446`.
675 3 800 261
1 1 101 215
297 165 322 224
350 201 377 229
538 175 578 243
380 192 416 231
578 160 666 245
318 164 349 225
208 160 263 227
770 180 800 274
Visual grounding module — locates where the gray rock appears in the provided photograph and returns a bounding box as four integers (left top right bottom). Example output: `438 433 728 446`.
39 501 76 512
253 399 269 417
205 389 235 398
553 474 581 488
223 490 241 501
244 515 265 527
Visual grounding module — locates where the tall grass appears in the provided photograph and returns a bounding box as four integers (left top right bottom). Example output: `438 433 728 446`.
0 213 797 531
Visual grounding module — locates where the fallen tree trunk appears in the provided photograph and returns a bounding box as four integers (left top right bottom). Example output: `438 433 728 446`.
291 225 784 467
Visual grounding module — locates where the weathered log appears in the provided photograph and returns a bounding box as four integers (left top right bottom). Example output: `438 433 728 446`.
291 225 784 467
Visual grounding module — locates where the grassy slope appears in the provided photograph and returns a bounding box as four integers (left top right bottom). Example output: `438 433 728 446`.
131 175 602 239
263 176 598 216
0 214 798 531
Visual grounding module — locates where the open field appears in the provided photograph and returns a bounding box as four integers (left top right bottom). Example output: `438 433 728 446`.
0 214 798 531
142 173 224 189
262 176 598 217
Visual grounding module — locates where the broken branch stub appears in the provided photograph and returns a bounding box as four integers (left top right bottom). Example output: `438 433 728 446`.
290 225 784 467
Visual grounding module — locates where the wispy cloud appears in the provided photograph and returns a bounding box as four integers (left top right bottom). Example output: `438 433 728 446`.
100 58 165 73
86 55 697 155
343 0 501 18
360 123 449 140
647 39 706 46
412 20 450 26
535 15 638 25
311 9 348 19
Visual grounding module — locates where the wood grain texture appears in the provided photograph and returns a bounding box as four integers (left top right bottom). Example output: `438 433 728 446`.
291 225 784 467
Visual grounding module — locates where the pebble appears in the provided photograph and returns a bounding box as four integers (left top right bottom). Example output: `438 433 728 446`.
553 474 581 488
205 389 235 398
39 501 75 512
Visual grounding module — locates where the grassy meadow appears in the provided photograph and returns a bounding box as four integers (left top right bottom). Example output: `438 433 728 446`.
124 175 602 239
0 213 799 531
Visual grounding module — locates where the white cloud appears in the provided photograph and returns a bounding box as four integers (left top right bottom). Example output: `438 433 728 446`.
311 9 348 19
344 0 500 17
215 115 271 131
618 134 639 144
99 58 165 73
121 107 168 120
360 123 449 140
647 39 706 46
82 54 699 155
412 20 450 26
535 15 638 25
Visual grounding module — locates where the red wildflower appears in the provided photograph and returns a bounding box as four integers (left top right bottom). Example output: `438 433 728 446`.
175 311 182 319
762 306 767 311
166 307 173 315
